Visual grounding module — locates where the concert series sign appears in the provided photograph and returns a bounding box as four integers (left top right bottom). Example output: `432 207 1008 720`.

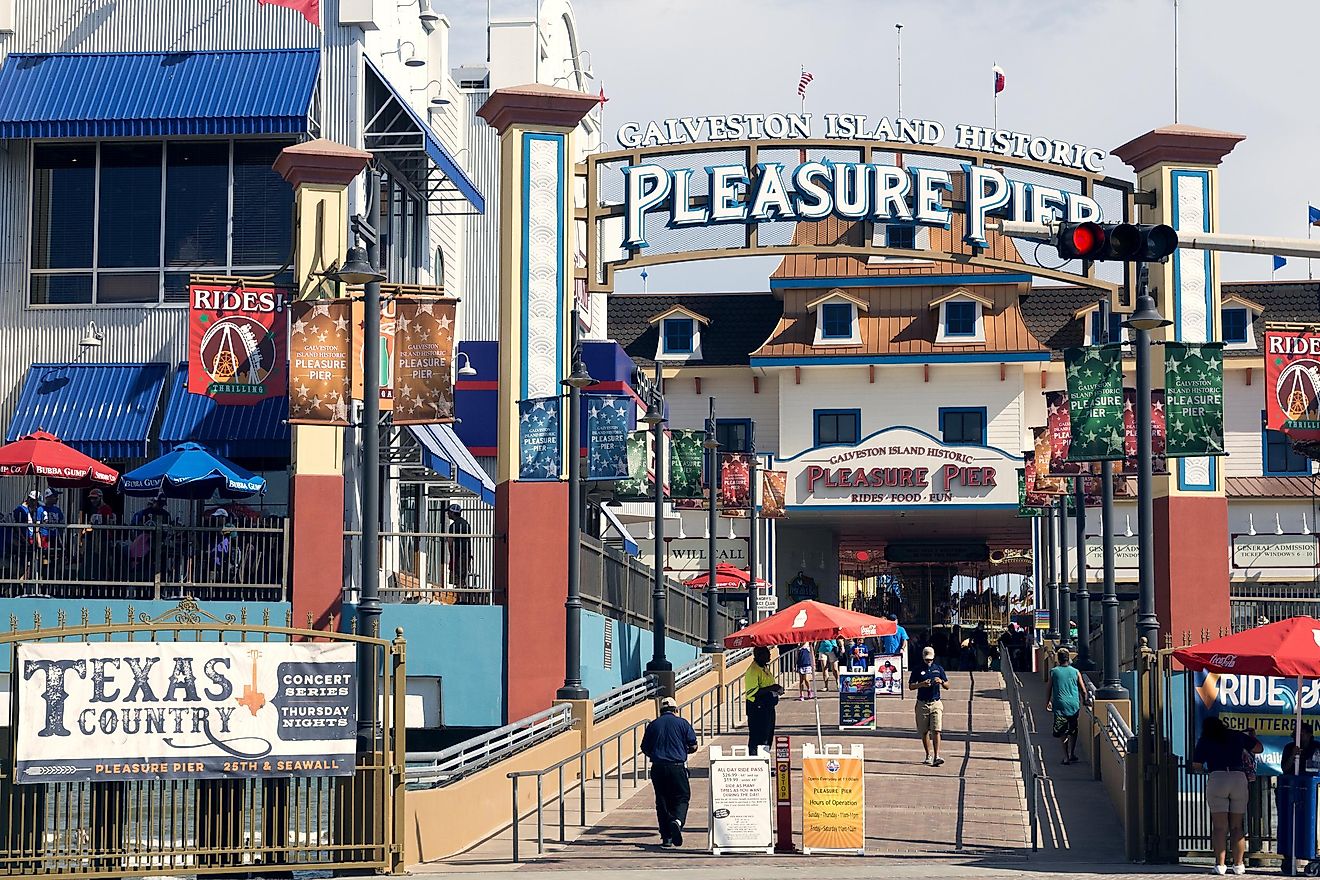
15 642 356 783
188 281 287 404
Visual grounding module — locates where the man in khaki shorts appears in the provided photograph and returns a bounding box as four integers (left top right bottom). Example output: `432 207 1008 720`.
909 645 950 766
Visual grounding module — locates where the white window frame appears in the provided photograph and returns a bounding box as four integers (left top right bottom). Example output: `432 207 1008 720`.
1221 305 1257 351
935 295 985 344
808 292 864 346
658 316 702 361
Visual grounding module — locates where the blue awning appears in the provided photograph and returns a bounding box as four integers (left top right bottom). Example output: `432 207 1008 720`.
410 425 496 505
363 57 484 213
160 365 290 460
0 49 318 139
6 363 169 459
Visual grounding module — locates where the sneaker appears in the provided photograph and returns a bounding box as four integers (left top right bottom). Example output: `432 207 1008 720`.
670 820 683 847
1230 865 1245 875
922 756 932 765
932 758 945 767
660 840 673 849
1210 865 1226 876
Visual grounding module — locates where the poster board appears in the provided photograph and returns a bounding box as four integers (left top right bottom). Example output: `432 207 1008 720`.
802 743 865 855
708 745 773 854
873 653 904 698
837 672 876 730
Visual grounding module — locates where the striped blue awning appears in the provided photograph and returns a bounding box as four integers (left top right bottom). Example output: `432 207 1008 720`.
410 425 496 505
0 49 318 138
6 363 169 459
159 365 289 460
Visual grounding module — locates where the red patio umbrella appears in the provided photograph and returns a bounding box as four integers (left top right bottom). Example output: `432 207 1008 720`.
684 562 769 590
724 599 897 648
0 431 118 487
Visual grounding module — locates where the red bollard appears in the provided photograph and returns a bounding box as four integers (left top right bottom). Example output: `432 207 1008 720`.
773 735 799 854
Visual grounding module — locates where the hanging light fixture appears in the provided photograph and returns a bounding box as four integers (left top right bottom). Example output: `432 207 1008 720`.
1122 293 1172 332
78 320 103 349
455 352 477 378
325 242 385 285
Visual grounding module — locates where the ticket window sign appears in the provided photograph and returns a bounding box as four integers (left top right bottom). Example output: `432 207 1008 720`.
708 745 773 855
802 743 865 855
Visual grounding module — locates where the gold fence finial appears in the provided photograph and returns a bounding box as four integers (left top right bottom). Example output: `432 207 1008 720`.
81 608 89 628
56 609 66 629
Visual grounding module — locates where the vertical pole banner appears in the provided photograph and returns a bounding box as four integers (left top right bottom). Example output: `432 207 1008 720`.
1123 389 1170 475
1031 428 1068 494
1017 468 1050 517
760 470 788 519
1265 329 1320 439
288 299 353 425
613 431 654 500
1044 391 1085 477
719 453 753 518
802 743 865 855
585 394 631 480
391 297 457 425
1164 342 1226 457
668 430 706 499
1064 345 1126 461
707 745 774 854
188 280 287 403
518 396 562 481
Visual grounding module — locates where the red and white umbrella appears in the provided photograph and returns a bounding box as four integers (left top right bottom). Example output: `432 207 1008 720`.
724 600 896 648
0 431 118 487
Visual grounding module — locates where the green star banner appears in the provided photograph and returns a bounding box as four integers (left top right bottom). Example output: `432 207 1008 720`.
668 430 706 499
1064 344 1126 461
612 431 654 501
1164 341 1226 457
1017 470 1050 518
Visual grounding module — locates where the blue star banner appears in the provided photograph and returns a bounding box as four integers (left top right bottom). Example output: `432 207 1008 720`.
586 394 631 480
519 396 562 481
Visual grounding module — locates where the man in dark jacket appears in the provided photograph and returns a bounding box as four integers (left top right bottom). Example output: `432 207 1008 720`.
640 696 698 847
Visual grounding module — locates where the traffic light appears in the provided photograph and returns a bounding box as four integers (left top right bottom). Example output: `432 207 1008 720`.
1055 222 1178 262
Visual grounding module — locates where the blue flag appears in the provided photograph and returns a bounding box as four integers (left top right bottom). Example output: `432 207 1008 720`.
1273 255 1288 272
586 394 632 480
1309 205 1320 226
518 396 562 481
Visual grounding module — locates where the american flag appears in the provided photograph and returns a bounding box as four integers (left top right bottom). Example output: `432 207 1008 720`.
797 70 814 99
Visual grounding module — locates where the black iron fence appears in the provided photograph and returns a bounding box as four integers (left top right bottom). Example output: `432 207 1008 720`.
344 530 497 605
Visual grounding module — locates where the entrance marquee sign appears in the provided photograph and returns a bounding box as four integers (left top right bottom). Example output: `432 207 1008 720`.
781 427 1019 509
15 642 356 783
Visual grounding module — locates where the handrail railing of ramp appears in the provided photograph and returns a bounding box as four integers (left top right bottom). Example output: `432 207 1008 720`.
1105 701 1137 761
406 703 574 787
1000 649 1041 852
592 674 661 722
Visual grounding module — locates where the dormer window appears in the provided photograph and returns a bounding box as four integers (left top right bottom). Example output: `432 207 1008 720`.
648 305 709 361
1219 295 1263 351
931 289 989 344
1088 310 1127 345
807 289 866 346
663 318 695 354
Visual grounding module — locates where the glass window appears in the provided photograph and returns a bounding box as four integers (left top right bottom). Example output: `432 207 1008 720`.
31 144 95 270
165 141 228 267
815 410 859 446
30 274 92 305
1090 311 1125 344
380 174 425 285
1264 414 1310 475
886 224 916 250
716 419 752 453
232 141 292 266
945 301 977 336
941 408 986 445
663 318 694 353
98 142 163 268
1223 308 1250 344
820 302 853 339
96 272 159 305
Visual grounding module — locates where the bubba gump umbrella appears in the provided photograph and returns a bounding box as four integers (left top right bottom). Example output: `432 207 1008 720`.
0 430 118 487
119 443 265 500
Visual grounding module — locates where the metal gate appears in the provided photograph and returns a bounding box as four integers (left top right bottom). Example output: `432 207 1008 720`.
0 598 406 878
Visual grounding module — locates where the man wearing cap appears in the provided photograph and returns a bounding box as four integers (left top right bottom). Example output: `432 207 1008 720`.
445 502 472 600
909 645 950 767
640 696 698 848
39 489 66 561
10 491 45 578
79 488 114 581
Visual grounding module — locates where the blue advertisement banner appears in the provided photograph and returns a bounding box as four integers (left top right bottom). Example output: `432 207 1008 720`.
1194 671 1320 775
519 396 562 481
586 394 631 480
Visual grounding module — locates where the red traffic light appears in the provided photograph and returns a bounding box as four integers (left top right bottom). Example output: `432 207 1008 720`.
1058 222 1107 260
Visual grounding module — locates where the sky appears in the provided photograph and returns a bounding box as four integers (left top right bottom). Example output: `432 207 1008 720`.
446 0 1320 293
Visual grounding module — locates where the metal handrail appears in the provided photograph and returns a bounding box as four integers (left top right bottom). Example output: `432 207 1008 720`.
673 654 713 689
592 674 661 722
1106 701 1136 757
1000 649 1041 852
726 647 753 665
407 703 574 786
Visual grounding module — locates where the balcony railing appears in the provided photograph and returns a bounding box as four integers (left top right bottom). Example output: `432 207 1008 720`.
0 519 288 602
344 529 496 605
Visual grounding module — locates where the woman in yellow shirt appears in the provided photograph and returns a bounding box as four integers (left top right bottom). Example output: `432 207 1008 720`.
744 646 783 754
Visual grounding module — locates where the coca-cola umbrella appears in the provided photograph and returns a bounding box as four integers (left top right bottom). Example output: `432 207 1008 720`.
684 562 770 590
0 431 119 487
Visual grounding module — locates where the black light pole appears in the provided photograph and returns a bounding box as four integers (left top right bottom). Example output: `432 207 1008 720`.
1045 503 1059 641
557 311 592 701
747 434 759 622
702 398 721 653
1074 476 1094 670
1125 266 1170 652
643 363 670 675
1057 496 1072 648
1097 298 1129 699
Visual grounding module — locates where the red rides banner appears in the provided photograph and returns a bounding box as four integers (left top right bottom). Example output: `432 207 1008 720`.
1265 329 1320 440
189 281 288 404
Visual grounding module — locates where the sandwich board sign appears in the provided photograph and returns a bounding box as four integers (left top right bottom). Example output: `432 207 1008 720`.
802 743 865 855
708 745 773 854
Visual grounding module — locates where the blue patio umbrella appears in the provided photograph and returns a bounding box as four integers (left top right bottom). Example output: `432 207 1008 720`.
120 442 266 500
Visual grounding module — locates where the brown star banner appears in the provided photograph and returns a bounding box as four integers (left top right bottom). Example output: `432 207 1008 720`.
1044 390 1085 477
391 296 457 426
761 470 788 519
1031 427 1069 495
288 299 353 425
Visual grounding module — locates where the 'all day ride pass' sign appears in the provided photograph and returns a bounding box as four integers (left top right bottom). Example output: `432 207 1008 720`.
15 642 357 783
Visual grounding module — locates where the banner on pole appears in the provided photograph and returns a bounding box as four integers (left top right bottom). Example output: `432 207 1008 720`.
350 298 395 409
719 453 753 517
518 396 562 481
288 299 353 425
1044 391 1085 476
15 642 356 783
391 297 457 425
1017 468 1050 517
1031 428 1069 494
1264 329 1320 439
586 395 631 480
188 280 288 404
1122 389 1170 475
1064 345 1126 461
802 744 865 855
613 431 655 500
668 430 706 499
761 470 788 519
1164 342 1226 457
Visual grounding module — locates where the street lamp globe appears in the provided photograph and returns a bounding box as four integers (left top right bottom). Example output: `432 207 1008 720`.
563 357 594 389
330 245 385 285
1123 293 1171 332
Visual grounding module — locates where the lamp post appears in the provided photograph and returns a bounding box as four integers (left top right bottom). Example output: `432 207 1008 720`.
1097 298 1129 700
1124 269 1171 652
1057 496 1072 648
642 362 670 675
1073 476 1094 670
747 433 759 622
557 310 593 701
702 398 721 653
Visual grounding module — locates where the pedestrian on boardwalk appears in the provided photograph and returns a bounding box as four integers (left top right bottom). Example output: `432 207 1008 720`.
744 646 782 755
1191 716 1261 876
1279 722 1319 874
815 638 839 692
796 643 814 700
877 613 908 660
1045 648 1090 765
848 638 871 671
640 696 698 848
909 645 949 766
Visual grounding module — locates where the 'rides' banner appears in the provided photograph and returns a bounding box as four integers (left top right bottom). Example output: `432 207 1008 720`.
288 299 353 425
391 297 457 426
1064 345 1126 461
1164 342 1225 457
518 396 561 480
1265 329 1320 439
668 430 706 499
1194 670 1320 776
586 395 631 480
15 642 356 784
613 431 654 500
188 280 288 404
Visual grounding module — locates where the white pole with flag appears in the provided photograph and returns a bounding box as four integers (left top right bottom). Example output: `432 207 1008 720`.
993 64 1005 130
896 23 903 118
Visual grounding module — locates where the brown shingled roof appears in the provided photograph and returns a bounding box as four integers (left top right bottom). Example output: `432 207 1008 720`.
1225 476 1319 498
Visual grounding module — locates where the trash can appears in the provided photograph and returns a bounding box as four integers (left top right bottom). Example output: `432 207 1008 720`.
1277 774 1319 869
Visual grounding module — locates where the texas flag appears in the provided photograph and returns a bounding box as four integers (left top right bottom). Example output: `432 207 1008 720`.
259 0 319 26
993 65 1006 95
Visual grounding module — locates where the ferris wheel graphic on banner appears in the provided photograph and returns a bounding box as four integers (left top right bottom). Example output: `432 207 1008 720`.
198 315 275 390
1276 358 1320 422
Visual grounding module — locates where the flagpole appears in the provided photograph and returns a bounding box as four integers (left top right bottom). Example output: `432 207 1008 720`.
1173 0 1180 123
1309 216 1313 281
993 61 999 130
895 23 904 118
799 64 805 117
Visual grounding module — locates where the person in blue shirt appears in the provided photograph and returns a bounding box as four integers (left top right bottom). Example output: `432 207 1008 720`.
640 697 698 848
796 643 815 700
848 638 871 671
909 645 950 766
816 639 839 692
877 614 909 659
